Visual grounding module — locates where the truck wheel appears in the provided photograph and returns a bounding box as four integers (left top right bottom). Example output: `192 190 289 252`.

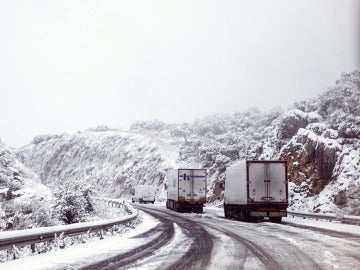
225 205 231 219
244 210 250 222
169 200 174 209
240 208 249 222
228 206 233 219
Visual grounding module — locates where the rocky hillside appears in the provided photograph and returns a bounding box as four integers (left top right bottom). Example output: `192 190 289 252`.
278 71 360 215
14 71 360 216
0 140 53 230
173 71 360 215
16 128 194 199
128 71 360 215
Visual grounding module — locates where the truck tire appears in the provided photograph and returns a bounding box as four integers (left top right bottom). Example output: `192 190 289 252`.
224 204 232 219
175 202 180 212
239 207 249 222
195 205 203 214
170 200 174 210
224 204 228 218
243 209 250 222
228 205 233 219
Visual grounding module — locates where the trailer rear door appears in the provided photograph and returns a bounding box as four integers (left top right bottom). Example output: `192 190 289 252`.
178 169 206 202
192 169 206 202
247 161 287 203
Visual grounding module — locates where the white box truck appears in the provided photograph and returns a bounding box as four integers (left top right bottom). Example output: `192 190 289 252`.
224 160 288 222
166 169 207 213
132 185 156 204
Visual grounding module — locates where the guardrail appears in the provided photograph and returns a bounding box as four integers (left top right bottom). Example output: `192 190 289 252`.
0 199 138 251
287 211 360 225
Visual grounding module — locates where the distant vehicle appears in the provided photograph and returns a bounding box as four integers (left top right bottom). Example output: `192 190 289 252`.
166 168 207 213
132 185 156 204
223 160 288 223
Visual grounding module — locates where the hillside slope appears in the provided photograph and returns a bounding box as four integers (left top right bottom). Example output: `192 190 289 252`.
15 71 360 216
0 140 53 231
16 129 193 199
278 71 360 215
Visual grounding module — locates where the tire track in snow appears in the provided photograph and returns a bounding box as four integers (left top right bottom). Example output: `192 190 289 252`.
144 205 324 270
204 217 323 270
137 206 274 270
136 206 213 270
80 211 174 270
202 222 283 270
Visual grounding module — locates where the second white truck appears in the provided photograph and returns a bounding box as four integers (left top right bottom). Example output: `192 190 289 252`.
166 168 207 213
132 185 156 204
224 160 288 222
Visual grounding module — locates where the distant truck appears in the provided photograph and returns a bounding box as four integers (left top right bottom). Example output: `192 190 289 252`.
132 185 156 204
166 169 207 213
224 160 288 223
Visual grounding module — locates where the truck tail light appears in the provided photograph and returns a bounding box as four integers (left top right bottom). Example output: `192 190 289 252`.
178 196 185 201
199 196 206 202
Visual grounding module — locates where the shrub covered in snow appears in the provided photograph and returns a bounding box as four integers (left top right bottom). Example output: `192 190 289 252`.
54 179 95 224
338 116 360 139
318 71 360 118
277 110 322 139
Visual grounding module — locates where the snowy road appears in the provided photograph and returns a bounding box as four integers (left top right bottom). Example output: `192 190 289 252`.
131 204 360 270
82 208 213 270
2 203 360 269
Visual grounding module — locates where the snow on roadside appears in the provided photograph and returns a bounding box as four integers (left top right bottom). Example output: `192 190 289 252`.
205 205 360 236
283 216 360 236
0 211 159 270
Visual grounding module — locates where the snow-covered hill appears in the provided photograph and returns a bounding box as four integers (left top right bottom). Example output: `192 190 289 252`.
16 128 198 200
0 140 53 231
7 70 360 225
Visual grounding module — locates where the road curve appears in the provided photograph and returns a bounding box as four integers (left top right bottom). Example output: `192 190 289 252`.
134 205 360 270
84 204 360 270
81 205 214 270
136 205 284 270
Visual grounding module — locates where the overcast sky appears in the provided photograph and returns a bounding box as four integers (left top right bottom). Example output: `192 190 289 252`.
0 0 359 147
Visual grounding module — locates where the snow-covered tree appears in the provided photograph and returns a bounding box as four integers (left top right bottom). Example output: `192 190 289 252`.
54 179 94 224
170 123 192 143
318 71 360 118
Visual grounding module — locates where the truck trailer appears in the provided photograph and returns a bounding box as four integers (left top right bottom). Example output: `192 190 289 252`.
166 168 207 213
224 160 288 222
132 185 156 204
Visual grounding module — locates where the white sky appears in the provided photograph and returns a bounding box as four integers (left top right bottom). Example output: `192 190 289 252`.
0 0 359 147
